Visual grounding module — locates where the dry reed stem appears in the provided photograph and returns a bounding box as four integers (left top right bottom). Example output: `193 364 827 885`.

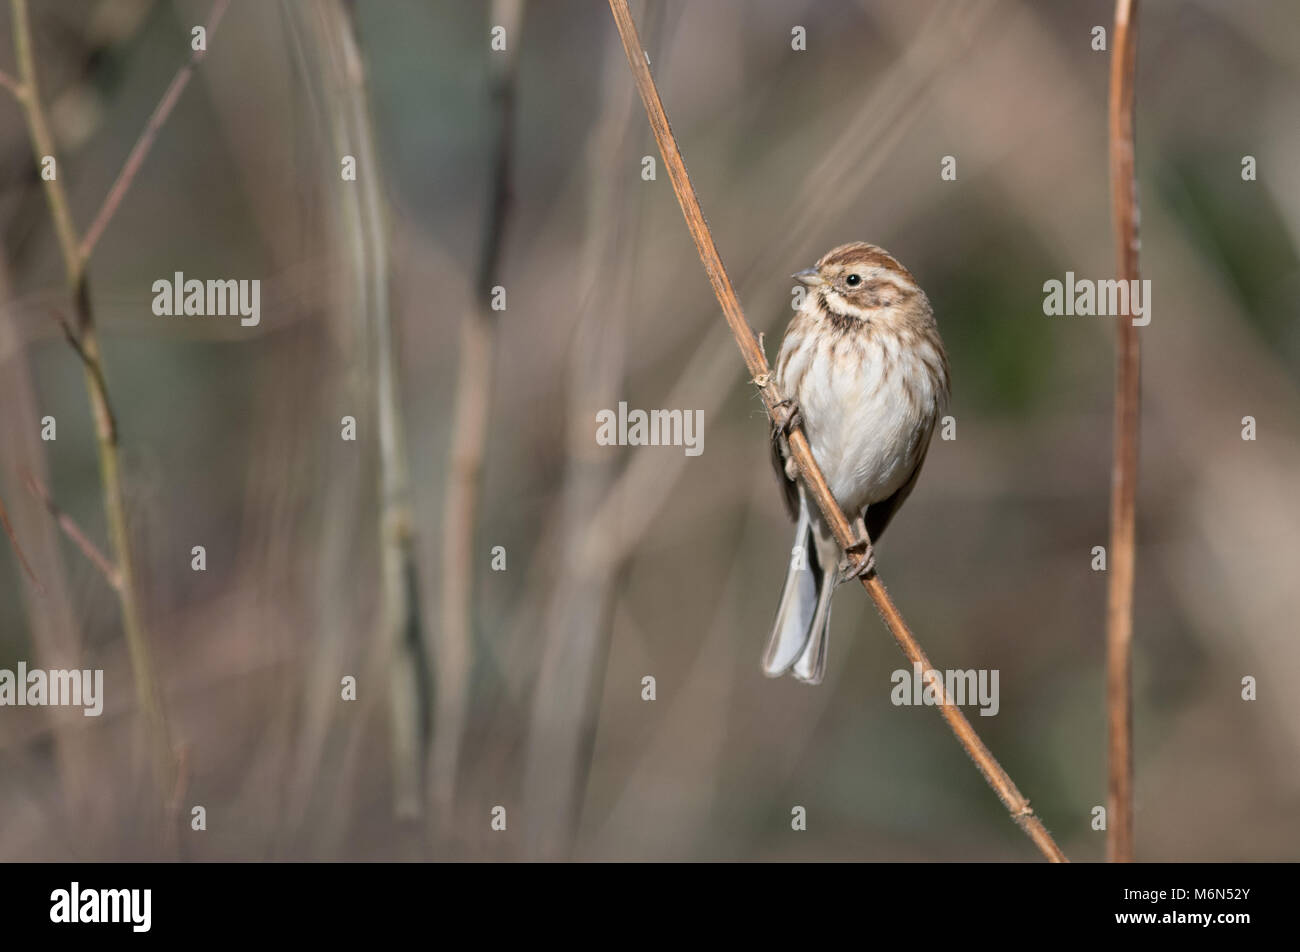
434 0 524 826
304 0 433 823
608 0 1067 862
10 0 176 799
1105 0 1141 864
274 1 368 839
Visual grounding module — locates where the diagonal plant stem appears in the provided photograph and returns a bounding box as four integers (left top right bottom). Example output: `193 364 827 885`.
79 0 231 261
607 0 1067 863
23 468 121 591
9 1 78 279
10 0 180 797
1105 0 1141 864
0 487 43 592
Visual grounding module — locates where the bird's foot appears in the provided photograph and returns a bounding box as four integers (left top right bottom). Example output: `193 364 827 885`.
839 516 877 581
771 398 803 437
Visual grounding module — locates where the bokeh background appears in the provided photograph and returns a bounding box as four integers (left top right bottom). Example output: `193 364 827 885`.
1 0 1298 861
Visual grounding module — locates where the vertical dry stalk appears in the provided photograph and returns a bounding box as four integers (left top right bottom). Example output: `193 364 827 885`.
9 0 175 797
275 0 367 840
433 0 524 825
304 0 433 821
347 21 431 825
1106 0 1141 864
607 0 1067 862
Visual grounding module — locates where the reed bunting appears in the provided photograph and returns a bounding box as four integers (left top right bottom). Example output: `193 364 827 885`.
764 242 949 684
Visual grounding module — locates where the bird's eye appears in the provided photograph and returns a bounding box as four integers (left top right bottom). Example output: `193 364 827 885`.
845 274 862 287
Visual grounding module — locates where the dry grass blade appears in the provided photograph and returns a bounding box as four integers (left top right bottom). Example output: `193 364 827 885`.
1106 0 1141 864
607 0 1067 862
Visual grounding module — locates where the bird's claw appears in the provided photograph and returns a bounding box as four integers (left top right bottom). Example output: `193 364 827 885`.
771 398 803 436
839 543 876 582
840 516 876 581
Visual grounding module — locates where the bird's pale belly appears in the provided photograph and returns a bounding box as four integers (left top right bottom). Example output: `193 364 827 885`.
796 347 927 517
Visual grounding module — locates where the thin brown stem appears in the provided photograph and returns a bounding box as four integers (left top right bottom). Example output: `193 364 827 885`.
10 0 175 798
22 469 122 592
78 0 230 262
11 0 79 283
0 488 44 592
0 66 20 96
608 0 1067 863
1106 0 1141 864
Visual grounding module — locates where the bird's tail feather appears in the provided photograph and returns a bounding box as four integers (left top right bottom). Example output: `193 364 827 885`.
762 496 818 677
791 563 835 685
764 491 839 684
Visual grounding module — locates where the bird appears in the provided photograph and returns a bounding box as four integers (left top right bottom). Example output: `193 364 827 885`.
764 242 949 684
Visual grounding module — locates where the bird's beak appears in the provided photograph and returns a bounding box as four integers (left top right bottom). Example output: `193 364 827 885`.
792 267 822 287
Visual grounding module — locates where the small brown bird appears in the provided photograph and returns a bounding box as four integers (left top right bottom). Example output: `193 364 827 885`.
765 242 949 684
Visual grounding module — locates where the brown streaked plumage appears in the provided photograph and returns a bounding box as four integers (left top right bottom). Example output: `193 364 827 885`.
764 242 949 685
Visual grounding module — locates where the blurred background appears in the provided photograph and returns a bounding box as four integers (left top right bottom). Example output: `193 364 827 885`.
1 0 1298 862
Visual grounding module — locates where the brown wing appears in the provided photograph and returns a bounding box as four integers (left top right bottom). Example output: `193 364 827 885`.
770 422 799 521
863 440 931 545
